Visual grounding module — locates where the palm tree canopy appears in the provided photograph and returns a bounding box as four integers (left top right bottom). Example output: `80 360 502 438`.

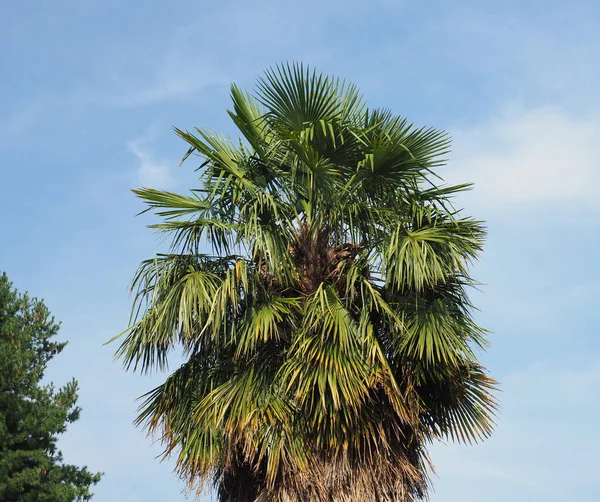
115 63 497 502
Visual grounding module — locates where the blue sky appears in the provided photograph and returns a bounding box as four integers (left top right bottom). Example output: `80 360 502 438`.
1 1 599 500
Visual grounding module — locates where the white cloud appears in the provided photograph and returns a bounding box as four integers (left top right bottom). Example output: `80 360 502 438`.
445 107 600 211
128 137 174 189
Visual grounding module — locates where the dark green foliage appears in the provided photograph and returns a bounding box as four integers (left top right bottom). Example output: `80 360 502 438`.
0 273 102 501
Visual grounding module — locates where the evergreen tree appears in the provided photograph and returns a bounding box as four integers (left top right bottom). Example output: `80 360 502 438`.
0 273 102 501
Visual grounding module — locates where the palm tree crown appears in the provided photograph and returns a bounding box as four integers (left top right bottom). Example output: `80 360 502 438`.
116 63 497 502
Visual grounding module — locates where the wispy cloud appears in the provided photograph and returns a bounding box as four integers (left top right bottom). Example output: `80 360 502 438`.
100 49 231 109
445 107 600 211
128 135 174 189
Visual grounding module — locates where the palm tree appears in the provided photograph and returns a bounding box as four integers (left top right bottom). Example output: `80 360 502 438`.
115 64 497 502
